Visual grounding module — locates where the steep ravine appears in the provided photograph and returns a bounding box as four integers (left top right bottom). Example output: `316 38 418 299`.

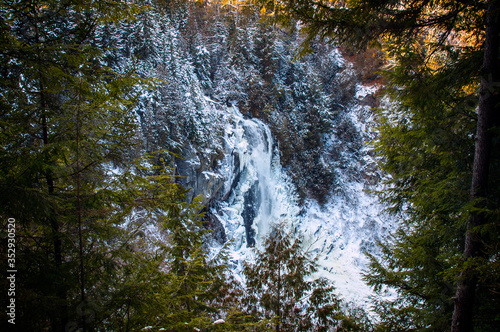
177 96 393 309
102 2 395 308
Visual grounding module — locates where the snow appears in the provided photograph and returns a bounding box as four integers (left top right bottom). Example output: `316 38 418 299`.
211 103 393 310
101 4 397 313
299 185 393 307
202 171 222 180
355 84 379 99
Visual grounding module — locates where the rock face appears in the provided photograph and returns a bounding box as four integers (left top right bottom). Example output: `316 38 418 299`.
172 105 291 249
176 147 225 208
242 182 259 248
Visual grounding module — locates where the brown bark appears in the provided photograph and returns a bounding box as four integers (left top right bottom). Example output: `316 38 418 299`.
451 1 500 331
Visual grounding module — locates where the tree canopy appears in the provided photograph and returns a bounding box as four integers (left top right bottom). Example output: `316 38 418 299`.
0 1 237 330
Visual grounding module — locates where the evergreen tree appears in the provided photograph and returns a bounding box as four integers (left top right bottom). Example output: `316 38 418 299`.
158 193 233 331
0 1 180 331
94 161 241 332
243 222 348 331
362 49 480 330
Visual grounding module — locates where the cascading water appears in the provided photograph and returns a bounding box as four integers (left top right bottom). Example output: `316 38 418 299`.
214 106 299 258
212 102 391 308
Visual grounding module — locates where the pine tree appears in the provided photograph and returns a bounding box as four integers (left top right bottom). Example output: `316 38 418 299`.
243 222 347 331
0 1 164 331
360 44 482 329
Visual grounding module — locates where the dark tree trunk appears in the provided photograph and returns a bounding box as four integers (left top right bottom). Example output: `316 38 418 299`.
451 1 500 331
38 35 68 332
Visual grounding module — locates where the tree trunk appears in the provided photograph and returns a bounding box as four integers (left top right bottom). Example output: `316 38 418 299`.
451 1 500 331
76 91 86 332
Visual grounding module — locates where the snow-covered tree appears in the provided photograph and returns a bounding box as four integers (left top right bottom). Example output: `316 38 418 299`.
243 222 347 331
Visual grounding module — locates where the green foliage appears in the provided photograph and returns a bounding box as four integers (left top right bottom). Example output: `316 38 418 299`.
0 1 239 331
254 0 486 55
0 1 148 330
243 222 353 331
363 39 500 330
364 13 499 332
153 185 241 331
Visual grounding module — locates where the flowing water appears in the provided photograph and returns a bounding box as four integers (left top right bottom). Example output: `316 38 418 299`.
215 106 299 257
213 105 391 307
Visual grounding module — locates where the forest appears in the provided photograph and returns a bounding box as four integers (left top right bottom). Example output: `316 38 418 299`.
0 0 499 331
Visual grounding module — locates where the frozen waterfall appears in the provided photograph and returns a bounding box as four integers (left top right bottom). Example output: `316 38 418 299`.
215 106 299 254
212 104 392 308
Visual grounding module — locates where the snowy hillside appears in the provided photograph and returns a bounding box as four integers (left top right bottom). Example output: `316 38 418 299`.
100 0 395 309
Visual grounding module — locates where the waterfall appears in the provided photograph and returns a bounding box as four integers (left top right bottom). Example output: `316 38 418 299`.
215 106 299 256
212 105 391 307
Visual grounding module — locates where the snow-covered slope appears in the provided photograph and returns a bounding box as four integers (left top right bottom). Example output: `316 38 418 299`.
101 2 395 310
209 92 393 309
